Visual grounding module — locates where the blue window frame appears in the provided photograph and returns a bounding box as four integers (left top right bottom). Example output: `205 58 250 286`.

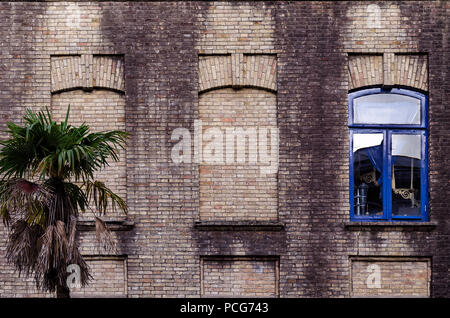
349 88 428 221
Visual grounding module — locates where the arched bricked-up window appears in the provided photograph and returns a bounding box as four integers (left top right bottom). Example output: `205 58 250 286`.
197 54 278 222
50 54 126 218
348 87 428 221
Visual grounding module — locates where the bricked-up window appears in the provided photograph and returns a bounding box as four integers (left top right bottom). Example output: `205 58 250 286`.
349 88 428 221
201 257 279 297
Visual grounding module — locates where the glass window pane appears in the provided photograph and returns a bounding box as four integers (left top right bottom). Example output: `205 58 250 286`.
391 134 422 217
353 134 383 216
353 94 421 125
392 134 421 159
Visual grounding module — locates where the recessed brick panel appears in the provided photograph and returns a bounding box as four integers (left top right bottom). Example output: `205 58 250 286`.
201 257 278 297
199 88 277 221
351 258 430 297
71 257 127 298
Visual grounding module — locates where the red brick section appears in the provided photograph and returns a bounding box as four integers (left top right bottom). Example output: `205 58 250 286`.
0 1 448 298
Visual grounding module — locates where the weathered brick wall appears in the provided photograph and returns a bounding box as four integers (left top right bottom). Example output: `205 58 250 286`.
100 1 203 297
196 2 276 54
0 1 448 298
274 0 449 298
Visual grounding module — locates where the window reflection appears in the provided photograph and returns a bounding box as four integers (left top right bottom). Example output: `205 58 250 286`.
354 94 421 125
353 134 383 216
391 134 421 216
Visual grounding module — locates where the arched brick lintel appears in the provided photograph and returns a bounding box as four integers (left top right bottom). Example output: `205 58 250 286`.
199 54 277 94
348 53 428 92
51 54 125 94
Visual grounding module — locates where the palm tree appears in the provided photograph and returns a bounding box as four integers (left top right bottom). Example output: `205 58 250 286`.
0 106 128 298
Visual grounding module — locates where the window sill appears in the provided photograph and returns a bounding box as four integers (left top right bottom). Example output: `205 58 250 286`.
194 221 284 231
344 221 437 231
77 219 135 231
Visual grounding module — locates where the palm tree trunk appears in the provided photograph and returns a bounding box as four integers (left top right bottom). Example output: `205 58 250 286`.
56 284 70 298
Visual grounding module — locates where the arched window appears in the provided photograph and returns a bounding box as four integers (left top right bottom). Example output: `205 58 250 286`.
349 88 428 221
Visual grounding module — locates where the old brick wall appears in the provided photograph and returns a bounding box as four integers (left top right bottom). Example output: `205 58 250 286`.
0 1 448 298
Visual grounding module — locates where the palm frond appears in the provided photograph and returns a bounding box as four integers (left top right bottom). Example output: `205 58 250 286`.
0 178 52 227
62 181 88 215
6 220 43 276
35 221 69 292
67 216 92 286
85 180 127 215
95 217 116 253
